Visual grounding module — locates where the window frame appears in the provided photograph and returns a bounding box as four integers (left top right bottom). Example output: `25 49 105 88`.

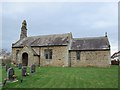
76 51 80 60
44 49 52 59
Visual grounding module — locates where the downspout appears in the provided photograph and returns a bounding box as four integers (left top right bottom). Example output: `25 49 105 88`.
69 50 71 67
68 32 73 67
38 47 40 67
68 40 72 67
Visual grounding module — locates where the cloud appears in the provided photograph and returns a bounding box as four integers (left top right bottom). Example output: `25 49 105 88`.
111 42 118 55
2 3 29 20
91 21 117 29
1 0 119 2
79 3 118 29
2 2 118 53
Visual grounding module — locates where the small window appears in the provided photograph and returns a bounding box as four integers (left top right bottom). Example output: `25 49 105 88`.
44 49 52 59
76 51 80 60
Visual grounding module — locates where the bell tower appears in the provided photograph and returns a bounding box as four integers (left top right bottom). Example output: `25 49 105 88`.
20 20 27 39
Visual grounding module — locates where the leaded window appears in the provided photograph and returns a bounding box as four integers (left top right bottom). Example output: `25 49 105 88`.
76 51 80 60
44 49 52 59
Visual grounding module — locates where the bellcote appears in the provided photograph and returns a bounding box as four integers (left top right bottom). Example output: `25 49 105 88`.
20 20 27 39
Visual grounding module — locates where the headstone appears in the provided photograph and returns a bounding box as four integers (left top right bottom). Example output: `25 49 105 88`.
30 64 36 73
5 64 10 72
22 66 27 76
7 68 15 81
18 63 22 69
2 62 5 66
20 79 23 83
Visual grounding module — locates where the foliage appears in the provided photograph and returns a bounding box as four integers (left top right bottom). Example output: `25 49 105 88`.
0 49 11 57
0 48 12 65
2 59 11 65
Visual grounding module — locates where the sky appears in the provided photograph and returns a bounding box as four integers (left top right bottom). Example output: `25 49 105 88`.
0 1 118 55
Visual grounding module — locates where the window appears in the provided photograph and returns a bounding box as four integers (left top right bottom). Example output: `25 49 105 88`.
44 49 52 59
76 51 80 60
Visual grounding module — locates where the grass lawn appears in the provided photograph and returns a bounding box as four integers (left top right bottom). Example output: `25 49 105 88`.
1 65 118 88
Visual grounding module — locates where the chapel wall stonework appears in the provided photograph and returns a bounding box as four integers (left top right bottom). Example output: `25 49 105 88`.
12 48 22 63
18 46 34 66
12 47 36 66
33 56 39 65
40 46 69 67
70 50 110 67
12 46 69 67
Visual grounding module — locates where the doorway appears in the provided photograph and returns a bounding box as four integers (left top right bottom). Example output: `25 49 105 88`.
22 52 28 66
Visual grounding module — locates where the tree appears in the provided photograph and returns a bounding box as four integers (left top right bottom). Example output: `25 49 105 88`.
0 48 11 59
0 48 11 65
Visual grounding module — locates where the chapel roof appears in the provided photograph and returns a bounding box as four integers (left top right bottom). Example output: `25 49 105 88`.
12 33 71 47
70 36 110 50
12 33 110 51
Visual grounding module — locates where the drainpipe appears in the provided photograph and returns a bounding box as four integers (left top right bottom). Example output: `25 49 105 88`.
69 50 71 67
38 48 40 67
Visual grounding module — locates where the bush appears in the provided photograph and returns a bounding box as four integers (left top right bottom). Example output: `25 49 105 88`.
2 59 11 65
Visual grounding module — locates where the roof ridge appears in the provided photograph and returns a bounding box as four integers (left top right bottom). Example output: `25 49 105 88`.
27 32 71 38
73 36 107 40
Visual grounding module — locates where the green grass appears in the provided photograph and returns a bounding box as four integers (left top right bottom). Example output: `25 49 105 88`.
1 65 118 88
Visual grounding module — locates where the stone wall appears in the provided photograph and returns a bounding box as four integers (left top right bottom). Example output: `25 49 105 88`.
70 50 110 67
33 55 39 65
12 48 22 63
18 46 35 66
12 46 110 67
12 46 69 67
40 46 69 67
12 46 39 66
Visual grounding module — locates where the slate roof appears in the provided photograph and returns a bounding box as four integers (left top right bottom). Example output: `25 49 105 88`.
12 33 110 51
12 33 71 47
70 36 110 50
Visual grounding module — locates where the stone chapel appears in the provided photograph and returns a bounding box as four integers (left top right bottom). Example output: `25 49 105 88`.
12 20 111 67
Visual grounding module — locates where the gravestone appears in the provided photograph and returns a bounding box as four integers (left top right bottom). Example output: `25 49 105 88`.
5 64 10 72
2 62 5 66
30 64 36 73
7 68 15 81
18 63 22 69
22 66 27 76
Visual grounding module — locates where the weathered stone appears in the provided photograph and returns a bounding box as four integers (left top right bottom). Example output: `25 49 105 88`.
70 51 110 67
30 64 36 73
18 63 22 69
5 64 10 72
22 66 27 76
7 68 15 81
20 20 27 39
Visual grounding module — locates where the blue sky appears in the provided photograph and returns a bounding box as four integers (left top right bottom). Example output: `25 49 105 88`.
1 1 118 55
